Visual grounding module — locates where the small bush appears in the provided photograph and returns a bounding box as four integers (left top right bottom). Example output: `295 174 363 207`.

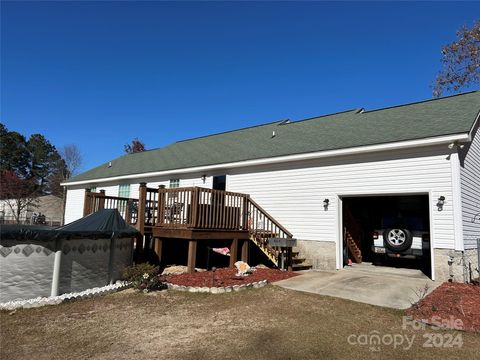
123 263 163 292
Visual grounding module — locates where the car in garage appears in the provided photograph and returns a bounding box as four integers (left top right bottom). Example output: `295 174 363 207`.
372 214 430 261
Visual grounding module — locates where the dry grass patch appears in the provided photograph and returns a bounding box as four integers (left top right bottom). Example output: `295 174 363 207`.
1 286 479 360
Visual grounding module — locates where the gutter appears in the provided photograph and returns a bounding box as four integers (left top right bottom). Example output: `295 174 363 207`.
62 133 470 187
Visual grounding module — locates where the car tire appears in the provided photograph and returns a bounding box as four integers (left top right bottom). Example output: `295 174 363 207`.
383 228 413 252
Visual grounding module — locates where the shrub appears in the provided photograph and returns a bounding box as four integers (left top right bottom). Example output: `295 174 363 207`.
123 263 163 292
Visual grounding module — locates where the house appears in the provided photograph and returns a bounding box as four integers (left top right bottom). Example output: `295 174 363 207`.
62 91 480 282
0 195 64 226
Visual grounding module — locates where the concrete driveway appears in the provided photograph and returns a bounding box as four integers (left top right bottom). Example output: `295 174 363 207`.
274 263 439 309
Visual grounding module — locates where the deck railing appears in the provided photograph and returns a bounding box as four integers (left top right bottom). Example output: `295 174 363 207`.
84 186 293 238
83 189 139 225
156 187 249 230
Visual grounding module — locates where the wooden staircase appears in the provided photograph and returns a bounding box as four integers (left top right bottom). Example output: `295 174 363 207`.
344 209 363 263
246 198 311 270
345 230 362 263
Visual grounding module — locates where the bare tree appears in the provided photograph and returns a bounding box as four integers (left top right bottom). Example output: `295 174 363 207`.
434 21 480 97
60 144 83 178
124 138 146 154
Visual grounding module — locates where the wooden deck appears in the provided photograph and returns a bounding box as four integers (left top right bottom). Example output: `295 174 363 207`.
84 184 294 272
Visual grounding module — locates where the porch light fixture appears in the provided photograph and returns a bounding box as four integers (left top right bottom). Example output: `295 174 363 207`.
201 174 207 184
323 198 329 210
437 196 445 211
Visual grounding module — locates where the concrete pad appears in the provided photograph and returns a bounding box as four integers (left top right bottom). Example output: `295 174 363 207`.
274 263 440 310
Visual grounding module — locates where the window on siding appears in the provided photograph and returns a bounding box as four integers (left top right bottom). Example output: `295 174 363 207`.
118 184 130 198
169 179 180 188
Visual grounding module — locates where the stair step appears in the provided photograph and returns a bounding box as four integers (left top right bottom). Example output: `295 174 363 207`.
292 257 306 264
292 263 313 271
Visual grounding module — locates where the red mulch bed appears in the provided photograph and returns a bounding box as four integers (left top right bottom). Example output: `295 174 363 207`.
406 282 480 332
162 268 299 288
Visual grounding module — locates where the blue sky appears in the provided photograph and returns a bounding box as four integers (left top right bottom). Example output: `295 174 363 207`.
2 1 479 172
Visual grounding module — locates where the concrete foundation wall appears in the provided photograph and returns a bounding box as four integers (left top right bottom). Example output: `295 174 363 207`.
0 237 134 302
296 240 336 270
434 248 480 283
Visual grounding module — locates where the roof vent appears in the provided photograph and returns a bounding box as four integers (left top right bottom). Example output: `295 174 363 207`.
108 162 112 168
272 131 276 138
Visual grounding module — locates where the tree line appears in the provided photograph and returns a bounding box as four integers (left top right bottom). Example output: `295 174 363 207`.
0 123 82 223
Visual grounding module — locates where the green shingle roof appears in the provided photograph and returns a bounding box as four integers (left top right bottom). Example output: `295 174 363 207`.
66 91 480 183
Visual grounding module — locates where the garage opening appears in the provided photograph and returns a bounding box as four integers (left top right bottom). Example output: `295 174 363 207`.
342 195 431 278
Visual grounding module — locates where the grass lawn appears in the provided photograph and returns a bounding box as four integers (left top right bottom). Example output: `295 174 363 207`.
1 286 479 360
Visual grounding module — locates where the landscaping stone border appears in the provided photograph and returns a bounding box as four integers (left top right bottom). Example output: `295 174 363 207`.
166 279 268 294
0 281 130 311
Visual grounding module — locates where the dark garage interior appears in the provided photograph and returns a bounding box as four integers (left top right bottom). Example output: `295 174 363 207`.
342 195 431 277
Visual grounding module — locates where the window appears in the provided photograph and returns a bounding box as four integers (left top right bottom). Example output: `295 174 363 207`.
118 184 130 198
169 179 180 188
90 187 97 193
213 175 226 191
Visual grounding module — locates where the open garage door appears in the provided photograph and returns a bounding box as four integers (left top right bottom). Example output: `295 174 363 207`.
342 195 431 278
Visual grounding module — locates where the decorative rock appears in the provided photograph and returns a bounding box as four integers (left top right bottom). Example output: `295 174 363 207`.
232 285 240 292
0 281 129 311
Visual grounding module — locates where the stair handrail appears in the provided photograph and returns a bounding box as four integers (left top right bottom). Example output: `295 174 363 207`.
246 197 293 238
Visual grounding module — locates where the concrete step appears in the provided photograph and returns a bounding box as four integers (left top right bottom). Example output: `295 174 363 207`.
292 257 306 264
292 262 313 271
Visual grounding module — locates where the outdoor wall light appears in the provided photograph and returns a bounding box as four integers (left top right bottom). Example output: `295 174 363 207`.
201 174 207 184
323 198 330 210
437 196 445 211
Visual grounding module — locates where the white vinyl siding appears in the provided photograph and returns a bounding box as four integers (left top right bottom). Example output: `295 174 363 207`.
64 188 86 224
460 128 480 249
226 145 456 249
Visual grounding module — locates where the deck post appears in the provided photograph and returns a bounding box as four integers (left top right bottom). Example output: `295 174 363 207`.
242 195 250 230
241 240 249 263
83 189 92 216
230 238 238 267
154 237 163 265
137 183 147 235
287 247 293 272
98 190 106 210
187 240 197 274
157 185 166 226
125 199 132 224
